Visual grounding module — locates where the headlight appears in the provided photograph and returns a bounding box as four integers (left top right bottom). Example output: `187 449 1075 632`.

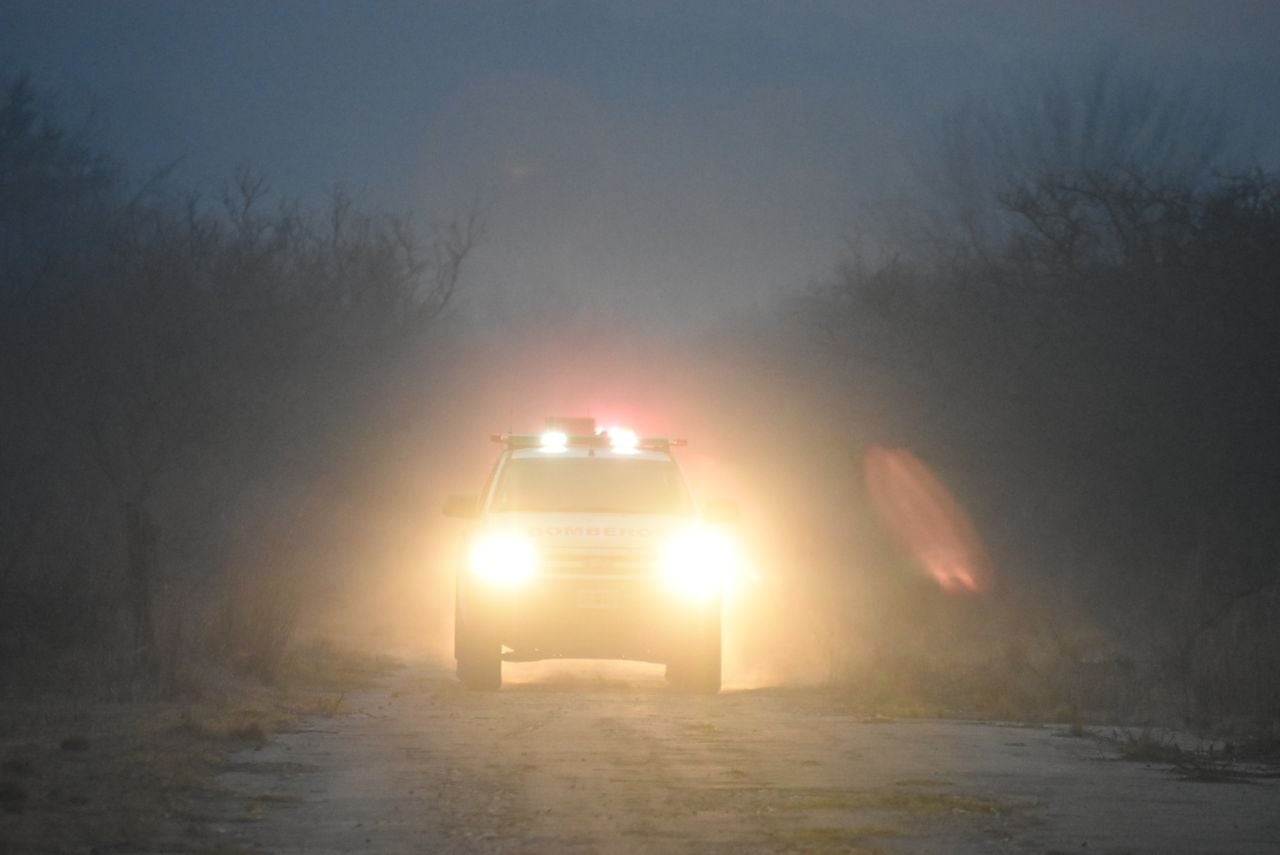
469 532 537 585
660 526 738 600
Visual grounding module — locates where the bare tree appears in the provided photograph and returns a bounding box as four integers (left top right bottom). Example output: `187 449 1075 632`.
1 75 480 692
797 60 1280 726
909 56 1229 266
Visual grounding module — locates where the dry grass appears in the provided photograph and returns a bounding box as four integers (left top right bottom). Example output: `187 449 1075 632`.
278 641 399 691
776 787 1029 817
0 698 232 851
1110 726 1274 783
1115 727 1185 764
0 640 397 853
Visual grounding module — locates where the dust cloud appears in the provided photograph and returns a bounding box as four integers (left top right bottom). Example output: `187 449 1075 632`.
290 303 872 691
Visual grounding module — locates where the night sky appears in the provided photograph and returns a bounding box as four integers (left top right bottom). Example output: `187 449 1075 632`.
3 1 1279 325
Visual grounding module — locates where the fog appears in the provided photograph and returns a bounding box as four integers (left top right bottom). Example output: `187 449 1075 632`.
413 71 889 327
6 3 1280 328
296 315 843 688
3 4 1280 726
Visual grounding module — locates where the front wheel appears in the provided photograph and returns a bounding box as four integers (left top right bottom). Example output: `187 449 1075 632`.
455 597 502 690
667 607 721 694
457 628 501 690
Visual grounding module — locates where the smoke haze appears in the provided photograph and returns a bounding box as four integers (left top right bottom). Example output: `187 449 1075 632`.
3 3 1280 713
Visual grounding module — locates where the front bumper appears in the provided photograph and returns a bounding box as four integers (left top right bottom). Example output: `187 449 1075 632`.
460 572 719 664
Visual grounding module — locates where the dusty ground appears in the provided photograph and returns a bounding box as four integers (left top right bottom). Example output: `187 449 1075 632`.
0 646 389 854
205 661 1280 854
0 697 273 854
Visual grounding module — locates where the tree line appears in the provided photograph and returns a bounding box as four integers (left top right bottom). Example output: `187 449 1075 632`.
788 63 1280 726
4 62 1277 730
1 73 477 693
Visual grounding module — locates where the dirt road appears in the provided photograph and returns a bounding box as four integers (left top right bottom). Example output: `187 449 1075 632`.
209 661 1279 853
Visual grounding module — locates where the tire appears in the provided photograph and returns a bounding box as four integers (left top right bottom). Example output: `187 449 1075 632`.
667 606 721 694
455 594 502 691
457 627 502 690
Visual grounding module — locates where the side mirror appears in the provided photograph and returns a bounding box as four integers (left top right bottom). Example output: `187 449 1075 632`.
442 494 480 519
705 498 739 524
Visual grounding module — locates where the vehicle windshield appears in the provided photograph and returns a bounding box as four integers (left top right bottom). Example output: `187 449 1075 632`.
491 456 693 515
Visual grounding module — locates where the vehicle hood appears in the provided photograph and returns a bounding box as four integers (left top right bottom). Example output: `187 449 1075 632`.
482 512 691 550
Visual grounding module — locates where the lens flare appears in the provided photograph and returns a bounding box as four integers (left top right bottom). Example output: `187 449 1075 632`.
864 447 990 593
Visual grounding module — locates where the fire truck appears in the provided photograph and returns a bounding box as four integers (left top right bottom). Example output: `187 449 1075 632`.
443 417 737 692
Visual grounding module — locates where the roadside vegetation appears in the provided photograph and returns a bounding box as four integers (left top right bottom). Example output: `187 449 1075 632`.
0 70 460 849
708 61 1280 739
0 71 477 699
1 57 1277 848
0 641 398 852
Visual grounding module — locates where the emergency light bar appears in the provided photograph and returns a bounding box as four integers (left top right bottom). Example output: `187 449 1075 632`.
489 432 688 452
487 416 687 452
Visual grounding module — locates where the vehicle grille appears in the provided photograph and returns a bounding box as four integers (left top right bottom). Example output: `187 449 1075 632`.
540 547 656 577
